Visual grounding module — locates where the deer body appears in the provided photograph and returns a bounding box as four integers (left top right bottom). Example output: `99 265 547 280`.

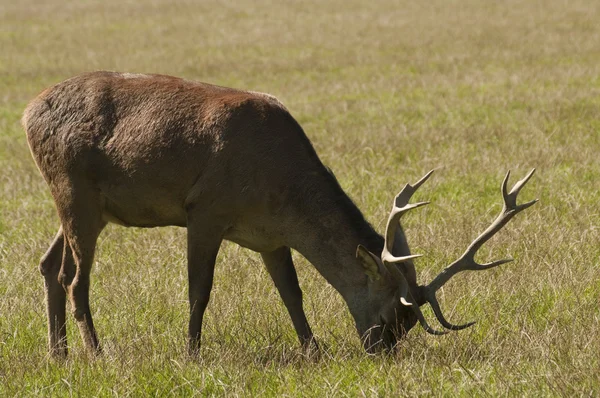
23 72 536 358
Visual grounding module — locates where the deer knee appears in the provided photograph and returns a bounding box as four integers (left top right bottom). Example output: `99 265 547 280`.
39 247 63 278
71 305 88 321
65 277 91 320
39 256 58 277
58 265 76 291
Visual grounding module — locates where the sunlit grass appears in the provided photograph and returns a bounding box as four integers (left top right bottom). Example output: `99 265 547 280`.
1 0 599 395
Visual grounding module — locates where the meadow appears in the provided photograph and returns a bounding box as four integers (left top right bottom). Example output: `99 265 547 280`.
1 0 599 395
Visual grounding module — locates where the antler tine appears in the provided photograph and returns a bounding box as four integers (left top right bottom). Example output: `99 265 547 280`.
504 168 538 211
384 260 418 305
384 264 448 335
408 302 449 335
390 274 449 335
423 289 476 330
383 170 434 261
394 169 435 208
420 169 537 329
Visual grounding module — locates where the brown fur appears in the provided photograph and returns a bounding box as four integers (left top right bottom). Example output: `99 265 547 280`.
24 71 419 357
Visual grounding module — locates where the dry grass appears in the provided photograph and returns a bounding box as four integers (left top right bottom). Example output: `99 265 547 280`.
1 0 599 396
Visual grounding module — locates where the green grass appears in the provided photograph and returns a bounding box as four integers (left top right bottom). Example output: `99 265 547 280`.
1 0 599 395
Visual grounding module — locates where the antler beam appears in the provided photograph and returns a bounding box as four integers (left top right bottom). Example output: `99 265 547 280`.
381 170 450 335
421 169 538 330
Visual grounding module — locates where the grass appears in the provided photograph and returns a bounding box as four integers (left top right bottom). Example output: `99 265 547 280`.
1 0 599 395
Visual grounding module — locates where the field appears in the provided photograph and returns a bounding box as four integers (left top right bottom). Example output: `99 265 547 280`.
1 0 599 395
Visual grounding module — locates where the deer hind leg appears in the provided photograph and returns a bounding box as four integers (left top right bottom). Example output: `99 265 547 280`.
52 179 106 356
40 226 68 358
186 213 224 356
261 247 316 351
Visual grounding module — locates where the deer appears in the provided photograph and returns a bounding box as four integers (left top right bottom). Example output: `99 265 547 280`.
22 71 537 358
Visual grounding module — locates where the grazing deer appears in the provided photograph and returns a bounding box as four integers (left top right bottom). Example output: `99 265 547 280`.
22 71 537 357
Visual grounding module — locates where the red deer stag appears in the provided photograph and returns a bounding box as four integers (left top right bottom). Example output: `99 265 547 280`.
23 72 537 357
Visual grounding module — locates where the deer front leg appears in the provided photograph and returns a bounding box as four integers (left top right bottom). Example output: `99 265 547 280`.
261 247 317 351
40 227 68 358
186 217 224 356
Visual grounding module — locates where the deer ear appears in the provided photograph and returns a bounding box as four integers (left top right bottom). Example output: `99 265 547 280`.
356 245 384 282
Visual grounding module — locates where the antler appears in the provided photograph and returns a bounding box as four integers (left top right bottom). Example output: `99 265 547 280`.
420 169 538 330
381 170 449 335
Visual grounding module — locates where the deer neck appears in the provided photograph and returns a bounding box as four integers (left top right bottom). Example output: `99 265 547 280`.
289 196 384 305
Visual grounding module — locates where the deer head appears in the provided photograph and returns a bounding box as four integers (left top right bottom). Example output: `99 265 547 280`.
355 169 537 352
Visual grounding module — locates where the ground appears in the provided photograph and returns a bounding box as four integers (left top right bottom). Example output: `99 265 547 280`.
0 0 599 395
